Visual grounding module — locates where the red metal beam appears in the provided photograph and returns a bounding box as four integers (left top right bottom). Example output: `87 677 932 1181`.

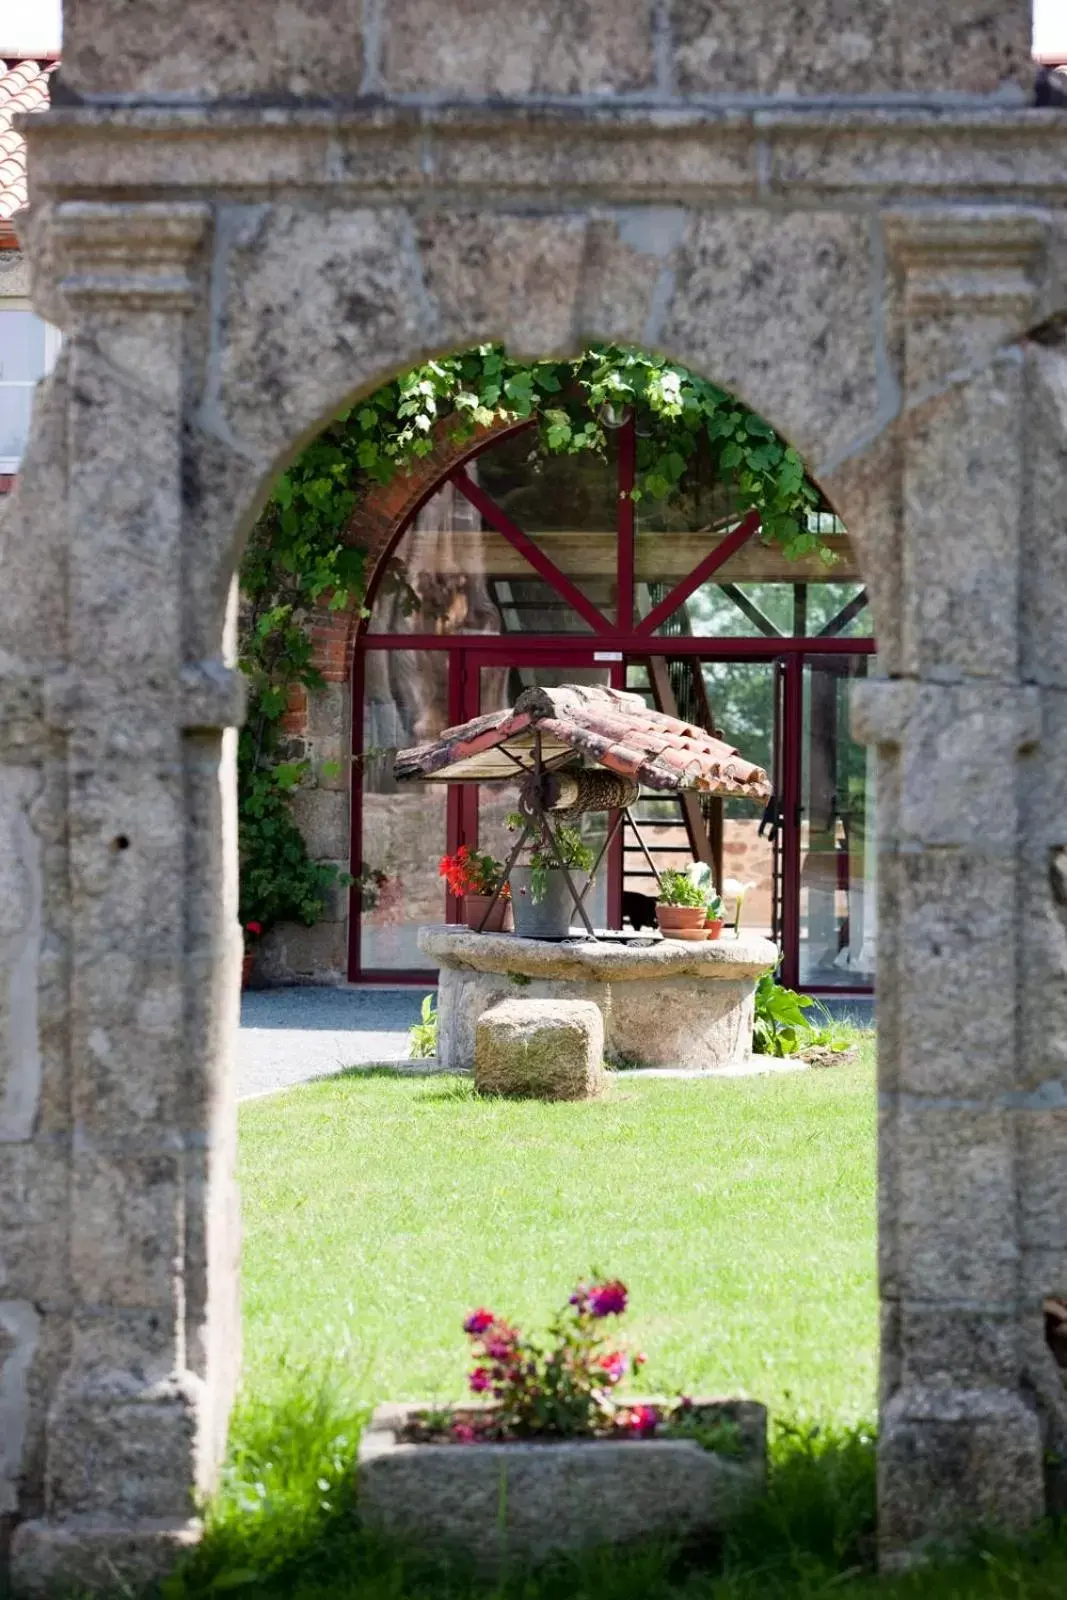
618 415 636 631
635 509 762 636
361 630 876 657
451 466 613 636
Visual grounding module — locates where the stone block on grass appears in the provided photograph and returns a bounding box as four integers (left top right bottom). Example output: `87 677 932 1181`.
474 999 605 1100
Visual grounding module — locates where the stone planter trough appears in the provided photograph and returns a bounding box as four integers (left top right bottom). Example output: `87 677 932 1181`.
418 924 779 1073
358 1398 767 1571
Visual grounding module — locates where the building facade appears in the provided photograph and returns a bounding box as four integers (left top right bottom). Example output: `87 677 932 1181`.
2 0 1067 1589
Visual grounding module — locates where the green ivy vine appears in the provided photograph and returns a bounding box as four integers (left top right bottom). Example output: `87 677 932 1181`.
238 343 828 935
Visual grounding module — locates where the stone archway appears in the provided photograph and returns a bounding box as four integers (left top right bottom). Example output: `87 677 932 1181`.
2 3 1067 1586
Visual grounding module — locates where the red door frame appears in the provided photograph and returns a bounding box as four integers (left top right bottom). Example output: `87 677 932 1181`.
348 412 877 988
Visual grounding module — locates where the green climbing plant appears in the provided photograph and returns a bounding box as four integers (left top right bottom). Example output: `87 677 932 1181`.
238 344 830 933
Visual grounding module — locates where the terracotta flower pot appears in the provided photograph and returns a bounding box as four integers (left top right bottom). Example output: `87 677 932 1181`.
656 904 707 938
464 893 514 934
241 950 256 989
705 918 725 940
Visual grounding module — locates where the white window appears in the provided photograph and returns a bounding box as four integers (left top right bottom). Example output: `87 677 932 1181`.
0 301 61 473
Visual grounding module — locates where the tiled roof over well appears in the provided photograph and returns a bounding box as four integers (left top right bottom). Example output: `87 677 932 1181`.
395 684 772 799
0 58 57 229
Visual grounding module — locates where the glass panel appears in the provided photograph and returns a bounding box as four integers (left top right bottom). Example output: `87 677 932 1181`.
0 385 33 463
635 453 869 640
621 659 777 940
799 654 876 988
635 435 739 624
651 548 870 639
366 469 592 637
476 426 618 623
478 663 612 930
0 309 46 383
359 648 450 972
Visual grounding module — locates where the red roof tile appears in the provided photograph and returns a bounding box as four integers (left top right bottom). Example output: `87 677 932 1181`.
0 58 57 227
395 683 771 799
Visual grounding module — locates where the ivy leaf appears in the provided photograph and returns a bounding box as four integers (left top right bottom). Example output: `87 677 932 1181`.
272 762 307 790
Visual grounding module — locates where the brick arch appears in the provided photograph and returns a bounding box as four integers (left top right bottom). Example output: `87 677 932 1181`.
302 412 531 696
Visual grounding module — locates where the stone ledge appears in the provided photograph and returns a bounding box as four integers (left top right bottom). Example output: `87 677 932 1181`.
24 107 1067 205
9 1516 203 1597
419 924 778 981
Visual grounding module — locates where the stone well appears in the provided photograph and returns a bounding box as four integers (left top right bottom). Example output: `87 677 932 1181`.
419 926 778 1073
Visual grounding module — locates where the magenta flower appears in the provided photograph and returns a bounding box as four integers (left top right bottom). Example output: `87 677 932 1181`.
597 1350 627 1383
468 1366 492 1394
629 1404 660 1437
452 1422 476 1443
485 1335 517 1362
463 1308 495 1336
587 1279 628 1318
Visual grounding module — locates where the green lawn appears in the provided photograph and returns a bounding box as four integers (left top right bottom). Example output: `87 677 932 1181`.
155 1048 1067 1598
240 1053 878 1422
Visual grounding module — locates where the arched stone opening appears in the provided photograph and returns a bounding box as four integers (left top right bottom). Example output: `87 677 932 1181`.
0 18 1065 1583
262 375 878 989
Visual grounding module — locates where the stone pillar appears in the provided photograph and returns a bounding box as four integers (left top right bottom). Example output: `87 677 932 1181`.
9 203 244 1594
857 210 1051 1565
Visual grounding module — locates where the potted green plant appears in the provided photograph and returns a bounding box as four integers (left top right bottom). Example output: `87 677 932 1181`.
507 814 594 939
655 869 708 940
686 863 726 939
439 846 513 933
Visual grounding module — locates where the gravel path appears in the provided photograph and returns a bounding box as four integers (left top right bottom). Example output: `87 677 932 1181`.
237 985 430 1100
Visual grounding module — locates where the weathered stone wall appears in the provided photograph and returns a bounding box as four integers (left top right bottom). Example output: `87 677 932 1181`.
1 0 1065 1588
59 0 1034 101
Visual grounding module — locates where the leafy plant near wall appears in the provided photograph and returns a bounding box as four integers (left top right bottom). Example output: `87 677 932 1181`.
238 345 829 932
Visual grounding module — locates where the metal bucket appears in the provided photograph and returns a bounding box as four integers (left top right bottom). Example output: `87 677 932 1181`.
510 866 588 940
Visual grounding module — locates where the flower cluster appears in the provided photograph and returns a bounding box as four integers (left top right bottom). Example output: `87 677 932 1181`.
438 846 509 899
452 1277 650 1443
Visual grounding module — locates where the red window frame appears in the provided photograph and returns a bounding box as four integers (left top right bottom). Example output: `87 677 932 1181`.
349 415 876 989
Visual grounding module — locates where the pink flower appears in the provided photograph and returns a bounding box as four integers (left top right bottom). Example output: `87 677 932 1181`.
628 1404 660 1437
633 1351 647 1369
452 1422 476 1443
468 1367 492 1394
598 1350 627 1383
587 1280 628 1318
463 1308 495 1336
485 1334 517 1362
